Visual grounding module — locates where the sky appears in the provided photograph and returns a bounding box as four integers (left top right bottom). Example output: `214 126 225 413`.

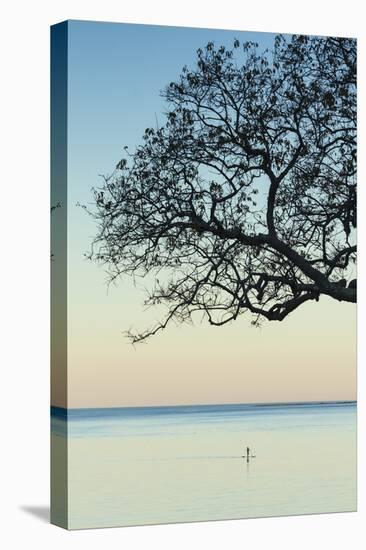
52 20 356 408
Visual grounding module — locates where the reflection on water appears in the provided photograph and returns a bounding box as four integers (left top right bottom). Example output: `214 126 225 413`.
51 402 356 529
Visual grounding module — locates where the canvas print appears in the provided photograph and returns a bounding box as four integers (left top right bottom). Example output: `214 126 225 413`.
51 20 357 530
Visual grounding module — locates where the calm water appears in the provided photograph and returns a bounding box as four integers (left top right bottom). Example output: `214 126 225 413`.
51 402 357 529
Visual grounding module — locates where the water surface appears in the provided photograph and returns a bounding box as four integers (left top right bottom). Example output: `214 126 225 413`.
51 401 357 529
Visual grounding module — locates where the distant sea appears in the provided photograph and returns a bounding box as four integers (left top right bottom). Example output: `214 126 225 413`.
51 401 357 529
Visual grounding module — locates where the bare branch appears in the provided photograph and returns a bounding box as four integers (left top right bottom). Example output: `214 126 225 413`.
88 34 356 342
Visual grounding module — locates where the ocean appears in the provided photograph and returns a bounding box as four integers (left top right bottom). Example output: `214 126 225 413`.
51 401 357 529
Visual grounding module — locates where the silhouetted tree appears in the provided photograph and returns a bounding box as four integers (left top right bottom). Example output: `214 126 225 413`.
90 34 356 342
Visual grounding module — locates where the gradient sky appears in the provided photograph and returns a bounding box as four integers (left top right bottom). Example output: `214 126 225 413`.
55 20 356 408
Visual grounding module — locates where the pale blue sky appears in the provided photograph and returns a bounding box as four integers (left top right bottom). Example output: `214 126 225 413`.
67 20 276 192
58 21 356 408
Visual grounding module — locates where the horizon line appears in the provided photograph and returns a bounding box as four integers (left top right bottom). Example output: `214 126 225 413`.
51 399 357 413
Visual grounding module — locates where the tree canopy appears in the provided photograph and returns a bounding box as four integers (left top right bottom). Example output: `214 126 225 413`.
90 34 357 342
